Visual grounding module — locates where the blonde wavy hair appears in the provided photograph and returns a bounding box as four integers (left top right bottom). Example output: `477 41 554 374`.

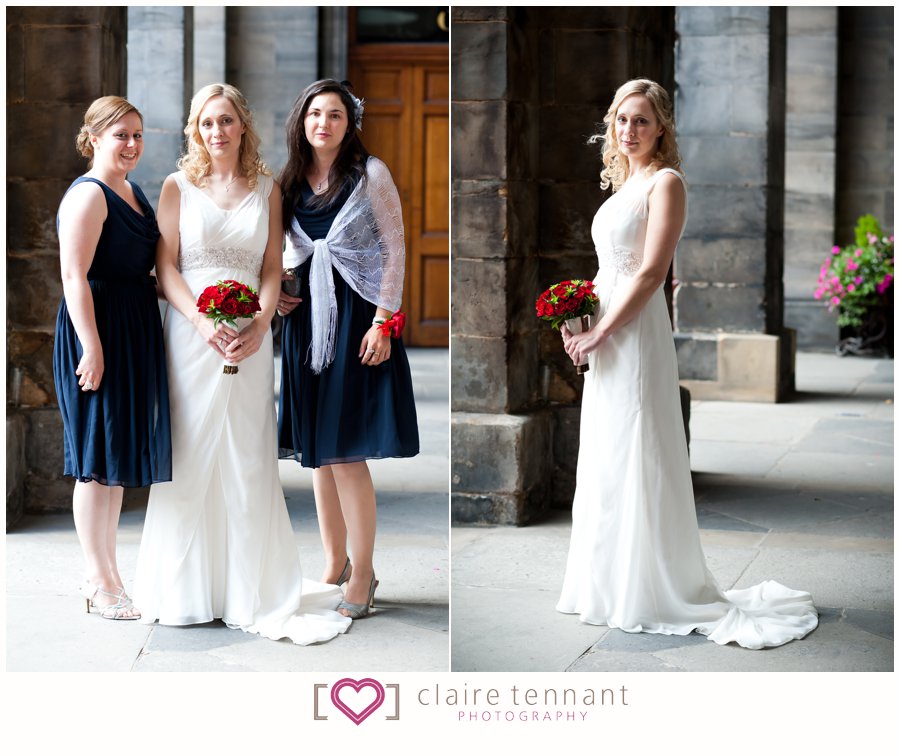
76 96 142 168
178 83 270 189
589 78 682 192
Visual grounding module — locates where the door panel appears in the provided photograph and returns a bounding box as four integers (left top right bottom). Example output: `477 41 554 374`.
349 45 448 347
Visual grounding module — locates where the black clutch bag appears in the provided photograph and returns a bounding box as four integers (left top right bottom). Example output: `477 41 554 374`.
281 267 301 297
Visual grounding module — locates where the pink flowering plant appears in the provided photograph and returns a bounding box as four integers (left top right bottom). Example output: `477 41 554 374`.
815 214 894 327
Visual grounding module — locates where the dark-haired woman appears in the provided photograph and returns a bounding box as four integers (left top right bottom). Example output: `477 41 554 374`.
277 79 419 619
53 96 171 619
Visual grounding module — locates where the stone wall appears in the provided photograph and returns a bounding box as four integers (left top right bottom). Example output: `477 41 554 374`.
451 8 675 522
835 7 894 242
783 7 839 350
227 6 319 175
126 6 322 206
6 8 128 525
194 6 227 92
127 6 193 208
673 6 793 402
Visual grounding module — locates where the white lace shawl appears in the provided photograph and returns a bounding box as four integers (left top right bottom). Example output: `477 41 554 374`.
284 156 406 373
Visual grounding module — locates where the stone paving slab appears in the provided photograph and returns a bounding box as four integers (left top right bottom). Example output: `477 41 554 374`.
451 585 601 672
451 353 893 673
696 508 769 532
6 349 450 674
690 439 787 477
698 490 866 531
735 549 893 612
766 450 892 490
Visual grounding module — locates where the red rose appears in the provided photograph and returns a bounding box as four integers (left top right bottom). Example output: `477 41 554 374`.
221 298 239 315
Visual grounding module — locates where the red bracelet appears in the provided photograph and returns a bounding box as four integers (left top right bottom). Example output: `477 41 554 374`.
376 310 406 338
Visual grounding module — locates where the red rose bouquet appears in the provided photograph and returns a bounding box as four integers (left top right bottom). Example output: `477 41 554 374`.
196 279 261 374
535 279 599 373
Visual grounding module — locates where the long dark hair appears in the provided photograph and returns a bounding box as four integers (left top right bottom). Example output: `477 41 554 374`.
279 79 370 231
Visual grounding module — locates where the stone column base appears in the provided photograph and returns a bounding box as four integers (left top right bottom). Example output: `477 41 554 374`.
451 410 553 525
676 331 796 402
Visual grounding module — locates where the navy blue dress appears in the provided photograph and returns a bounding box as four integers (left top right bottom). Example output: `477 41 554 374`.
278 180 419 468
52 177 172 486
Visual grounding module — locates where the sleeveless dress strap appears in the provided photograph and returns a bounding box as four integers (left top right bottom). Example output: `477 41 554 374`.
255 173 274 198
172 171 191 194
646 168 688 236
649 167 686 187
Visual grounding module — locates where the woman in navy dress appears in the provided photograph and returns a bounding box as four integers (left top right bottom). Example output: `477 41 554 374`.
53 96 171 619
277 79 419 618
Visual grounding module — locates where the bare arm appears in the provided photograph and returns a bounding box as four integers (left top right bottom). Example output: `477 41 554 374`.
359 158 404 365
563 172 686 365
224 180 283 363
154 174 237 358
58 181 107 391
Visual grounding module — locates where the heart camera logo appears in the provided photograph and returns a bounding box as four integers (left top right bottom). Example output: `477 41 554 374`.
314 678 400 724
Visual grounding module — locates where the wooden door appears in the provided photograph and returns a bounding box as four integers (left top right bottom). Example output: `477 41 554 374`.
348 38 448 346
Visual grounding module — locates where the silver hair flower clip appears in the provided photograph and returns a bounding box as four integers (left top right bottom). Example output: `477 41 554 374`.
349 93 365 131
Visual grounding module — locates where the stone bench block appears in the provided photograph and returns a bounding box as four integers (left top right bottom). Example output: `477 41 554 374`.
675 333 718 380
680 332 787 402
451 410 552 524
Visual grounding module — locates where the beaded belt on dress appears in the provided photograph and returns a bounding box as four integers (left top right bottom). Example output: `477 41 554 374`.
596 245 643 275
179 245 261 274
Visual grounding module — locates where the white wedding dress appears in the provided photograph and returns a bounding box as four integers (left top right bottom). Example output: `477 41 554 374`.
556 168 818 649
134 171 351 644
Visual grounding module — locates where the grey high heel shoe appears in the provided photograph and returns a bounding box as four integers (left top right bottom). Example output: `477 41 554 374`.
78 581 140 620
334 558 352 587
336 574 378 619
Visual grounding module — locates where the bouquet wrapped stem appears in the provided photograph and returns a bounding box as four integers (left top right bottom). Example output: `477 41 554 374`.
535 279 599 374
196 279 261 374
563 314 592 374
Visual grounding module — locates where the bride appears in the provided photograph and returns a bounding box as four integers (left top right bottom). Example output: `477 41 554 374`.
557 79 818 649
133 84 350 644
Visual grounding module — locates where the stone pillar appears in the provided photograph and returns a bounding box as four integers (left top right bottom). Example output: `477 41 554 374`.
227 7 319 174
319 6 348 81
451 8 674 524
674 6 793 402
127 6 193 208
451 7 548 525
193 6 226 90
783 7 839 350
835 7 894 241
6 8 127 524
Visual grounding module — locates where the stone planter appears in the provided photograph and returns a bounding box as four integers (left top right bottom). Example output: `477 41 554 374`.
837 285 893 358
